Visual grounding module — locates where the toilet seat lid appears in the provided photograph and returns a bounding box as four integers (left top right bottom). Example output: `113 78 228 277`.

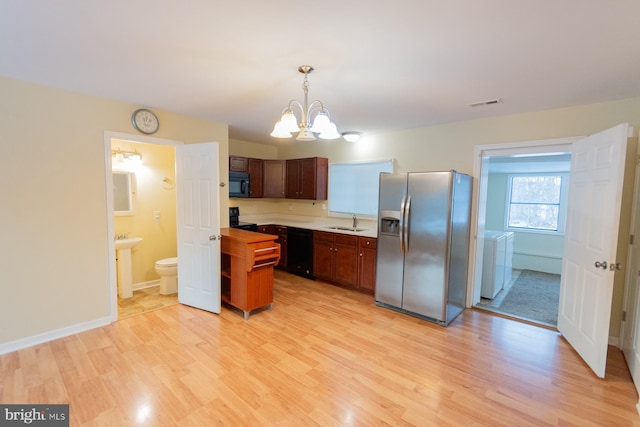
156 257 178 267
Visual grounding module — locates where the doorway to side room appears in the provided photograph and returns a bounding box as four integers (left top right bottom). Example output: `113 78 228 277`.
471 140 575 328
105 132 182 321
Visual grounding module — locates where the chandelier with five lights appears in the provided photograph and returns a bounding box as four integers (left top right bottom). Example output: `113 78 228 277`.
270 65 341 141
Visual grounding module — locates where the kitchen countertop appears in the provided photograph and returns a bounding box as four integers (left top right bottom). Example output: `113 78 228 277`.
239 214 378 238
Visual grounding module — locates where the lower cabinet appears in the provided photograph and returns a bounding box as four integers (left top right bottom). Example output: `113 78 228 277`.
313 231 358 287
357 237 377 292
256 226 376 293
313 231 376 292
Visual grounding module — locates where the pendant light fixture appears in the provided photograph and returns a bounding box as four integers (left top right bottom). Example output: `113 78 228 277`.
271 65 341 141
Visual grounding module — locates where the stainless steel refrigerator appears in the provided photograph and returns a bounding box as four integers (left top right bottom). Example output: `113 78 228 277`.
375 171 472 326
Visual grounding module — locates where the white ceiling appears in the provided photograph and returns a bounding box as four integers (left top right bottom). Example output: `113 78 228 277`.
2 1 640 145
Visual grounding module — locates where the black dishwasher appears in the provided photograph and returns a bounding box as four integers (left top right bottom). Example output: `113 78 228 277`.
287 227 314 279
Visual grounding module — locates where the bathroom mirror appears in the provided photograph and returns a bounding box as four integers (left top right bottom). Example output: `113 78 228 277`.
113 171 135 215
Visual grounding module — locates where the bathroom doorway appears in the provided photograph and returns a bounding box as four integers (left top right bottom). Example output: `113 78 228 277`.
105 132 183 321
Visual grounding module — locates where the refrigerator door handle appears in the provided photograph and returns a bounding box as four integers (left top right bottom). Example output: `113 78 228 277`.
404 195 411 252
399 195 407 253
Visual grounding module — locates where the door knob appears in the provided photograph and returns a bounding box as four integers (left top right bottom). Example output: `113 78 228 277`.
610 262 623 271
209 235 217 241
594 261 608 269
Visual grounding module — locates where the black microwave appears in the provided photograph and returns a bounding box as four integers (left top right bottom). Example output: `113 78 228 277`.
229 172 250 198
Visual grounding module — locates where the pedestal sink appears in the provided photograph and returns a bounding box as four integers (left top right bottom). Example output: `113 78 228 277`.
115 237 142 298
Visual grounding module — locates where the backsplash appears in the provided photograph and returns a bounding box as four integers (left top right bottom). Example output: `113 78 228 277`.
230 198 330 218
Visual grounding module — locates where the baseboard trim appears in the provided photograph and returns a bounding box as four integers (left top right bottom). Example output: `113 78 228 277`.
609 335 619 347
0 315 113 356
133 280 160 291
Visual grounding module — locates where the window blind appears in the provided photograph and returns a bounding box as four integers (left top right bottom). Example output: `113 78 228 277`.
328 159 394 216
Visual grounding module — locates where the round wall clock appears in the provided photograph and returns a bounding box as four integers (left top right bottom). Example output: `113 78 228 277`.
131 108 159 134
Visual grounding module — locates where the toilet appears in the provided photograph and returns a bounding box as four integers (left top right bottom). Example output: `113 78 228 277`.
155 257 178 295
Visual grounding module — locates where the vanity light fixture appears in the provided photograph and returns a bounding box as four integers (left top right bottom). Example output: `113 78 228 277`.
271 65 341 141
341 131 362 143
112 148 142 162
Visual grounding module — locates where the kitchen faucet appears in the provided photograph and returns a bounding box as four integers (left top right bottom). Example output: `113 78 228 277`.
352 214 358 229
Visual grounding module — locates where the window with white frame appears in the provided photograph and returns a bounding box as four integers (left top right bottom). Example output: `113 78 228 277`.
328 159 394 217
506 173 569 233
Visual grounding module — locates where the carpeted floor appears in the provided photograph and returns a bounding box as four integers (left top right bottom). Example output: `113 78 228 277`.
498 269 560 325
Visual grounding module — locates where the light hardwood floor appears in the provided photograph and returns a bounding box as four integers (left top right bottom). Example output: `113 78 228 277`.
1 270 639 426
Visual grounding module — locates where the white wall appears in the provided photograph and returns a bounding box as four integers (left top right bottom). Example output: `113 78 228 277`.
0 76 229 350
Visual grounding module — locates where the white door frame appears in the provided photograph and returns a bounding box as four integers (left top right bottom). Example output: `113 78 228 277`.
103 131 183 322
468 136 580 306
621 137 640 410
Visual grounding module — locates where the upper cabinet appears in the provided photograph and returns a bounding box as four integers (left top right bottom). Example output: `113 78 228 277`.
247 158 263 198
286 157 328 200
229 156 248 172
229 155 327 200
263 160 286 198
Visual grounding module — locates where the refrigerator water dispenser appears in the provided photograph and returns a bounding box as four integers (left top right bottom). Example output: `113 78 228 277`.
379 210 401 235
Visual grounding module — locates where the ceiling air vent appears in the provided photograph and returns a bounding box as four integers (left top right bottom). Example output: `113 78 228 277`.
469 98 503 107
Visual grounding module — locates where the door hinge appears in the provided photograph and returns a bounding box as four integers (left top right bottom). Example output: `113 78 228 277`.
622 311 627 321
631 234 635 245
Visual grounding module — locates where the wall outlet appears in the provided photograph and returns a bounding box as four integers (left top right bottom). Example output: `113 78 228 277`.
322 203 326 210
287 204 293 211
154 210 160 222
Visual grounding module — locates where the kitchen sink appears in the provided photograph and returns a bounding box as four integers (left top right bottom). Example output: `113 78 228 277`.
325 226 368 232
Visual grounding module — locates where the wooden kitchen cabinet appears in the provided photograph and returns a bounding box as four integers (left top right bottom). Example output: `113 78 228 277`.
313 232 333 281
357 237 377 293
229 156 248 172
229 156 326 200
286 157 328 200
313 231 358 288
247 158 263 198
275 226 287 268
220 228 280 320
263 160 286 198
257 225 274 234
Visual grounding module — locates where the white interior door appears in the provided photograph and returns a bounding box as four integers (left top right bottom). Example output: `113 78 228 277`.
558 123 628 378
176 142 221 313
